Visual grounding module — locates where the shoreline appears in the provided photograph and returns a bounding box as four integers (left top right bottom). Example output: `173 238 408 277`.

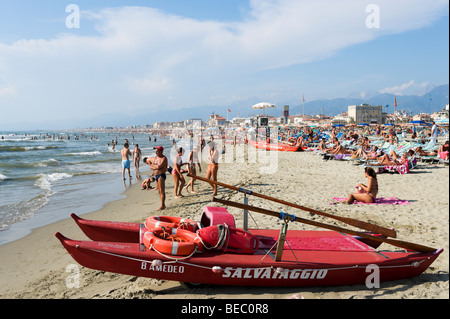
0 172 129 246
0 148 448 299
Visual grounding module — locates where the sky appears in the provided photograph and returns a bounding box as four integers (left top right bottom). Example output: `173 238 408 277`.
0 0 448 129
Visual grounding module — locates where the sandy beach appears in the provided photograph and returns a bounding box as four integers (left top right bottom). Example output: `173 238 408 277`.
0 145 448 300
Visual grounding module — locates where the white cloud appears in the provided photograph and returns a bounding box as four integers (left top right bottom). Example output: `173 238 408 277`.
0 0 447 125
127 77 171 94
379 80 435 96
0 85 15 97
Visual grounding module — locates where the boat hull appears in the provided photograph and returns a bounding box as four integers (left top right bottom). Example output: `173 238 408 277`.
56 217 442 287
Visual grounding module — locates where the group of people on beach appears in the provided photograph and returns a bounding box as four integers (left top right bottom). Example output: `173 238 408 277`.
120 139 219 210
117 122 448 208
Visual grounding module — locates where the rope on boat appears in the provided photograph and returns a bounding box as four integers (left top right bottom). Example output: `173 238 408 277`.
86 248 428 273
196 223 230 252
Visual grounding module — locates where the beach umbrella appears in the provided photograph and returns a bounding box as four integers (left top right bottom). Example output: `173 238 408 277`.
333 124 345 127
252 102 275 115
358 123 370 126
408 120 430 126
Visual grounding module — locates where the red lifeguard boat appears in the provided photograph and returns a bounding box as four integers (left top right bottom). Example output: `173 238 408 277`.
56 205 442 288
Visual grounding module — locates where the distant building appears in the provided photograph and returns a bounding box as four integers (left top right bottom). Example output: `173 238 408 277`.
208 114 227 127
184 118 203 129
331 112 349 125
348 104 384 124
412 113 432 122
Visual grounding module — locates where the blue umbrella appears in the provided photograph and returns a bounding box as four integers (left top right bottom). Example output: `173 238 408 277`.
333 124 345 127
408 120 430 126
358 123 370 126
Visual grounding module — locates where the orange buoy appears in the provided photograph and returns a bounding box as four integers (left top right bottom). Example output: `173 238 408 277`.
145 216 199 232
143 227 202 256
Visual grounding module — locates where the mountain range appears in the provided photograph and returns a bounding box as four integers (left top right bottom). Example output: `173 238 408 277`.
86 84 448 128
8 84 448 130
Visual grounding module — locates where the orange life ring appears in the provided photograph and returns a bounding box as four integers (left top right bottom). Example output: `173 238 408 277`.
143 227 203 256
296 137 303 145
288 137 296 144
145 216 199 232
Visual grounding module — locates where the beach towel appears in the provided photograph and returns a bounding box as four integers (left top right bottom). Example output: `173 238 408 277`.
384 160 409 175
334 154 351 160
331 197 411 205
439 151 449 160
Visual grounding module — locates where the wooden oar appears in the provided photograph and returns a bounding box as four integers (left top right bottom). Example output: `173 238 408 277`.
189 174 397 238
212 197 437 253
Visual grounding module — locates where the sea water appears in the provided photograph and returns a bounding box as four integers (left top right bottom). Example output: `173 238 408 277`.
0 131 174 245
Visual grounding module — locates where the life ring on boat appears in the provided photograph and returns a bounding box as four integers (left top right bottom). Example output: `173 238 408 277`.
143 227 203 256
145 216 199 232
288 137 296 144
296 137 303 146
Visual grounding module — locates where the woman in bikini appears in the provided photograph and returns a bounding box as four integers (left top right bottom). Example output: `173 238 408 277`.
172 147 187 198
206 142 219 196
344 167 378 204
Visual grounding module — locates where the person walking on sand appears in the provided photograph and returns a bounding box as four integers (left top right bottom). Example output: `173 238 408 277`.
206 142 219 196
133 144 142 178
143 146 168 210
121 142 132 180
431 121 438 144
185 145 202 193
172 147 188 199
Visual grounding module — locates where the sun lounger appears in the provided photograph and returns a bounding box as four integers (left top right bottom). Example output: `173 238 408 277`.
416 156 441 164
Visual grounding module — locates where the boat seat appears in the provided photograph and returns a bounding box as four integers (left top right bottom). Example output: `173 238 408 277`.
200 206 235 228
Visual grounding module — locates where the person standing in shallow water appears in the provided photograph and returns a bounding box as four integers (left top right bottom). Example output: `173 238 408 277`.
121 142 132 180
133 144 142 179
